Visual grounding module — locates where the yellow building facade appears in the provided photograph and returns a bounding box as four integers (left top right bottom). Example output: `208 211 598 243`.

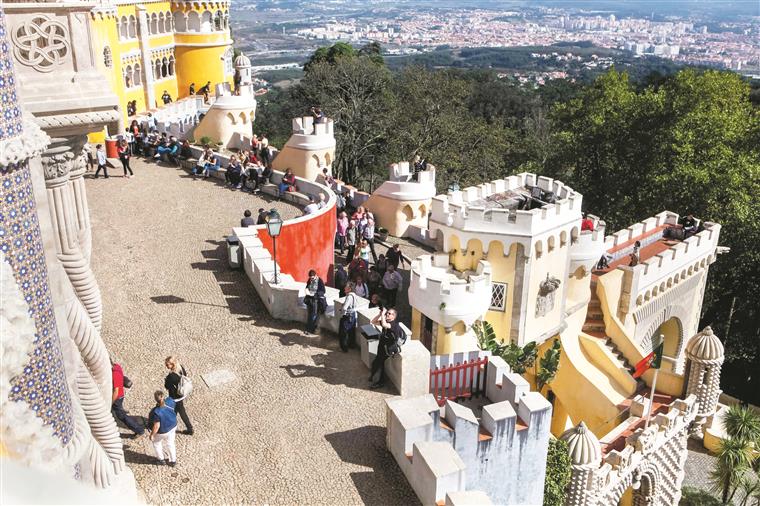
89 0 234 136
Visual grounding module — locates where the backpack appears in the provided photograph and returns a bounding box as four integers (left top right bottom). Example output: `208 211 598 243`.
177 369 193 398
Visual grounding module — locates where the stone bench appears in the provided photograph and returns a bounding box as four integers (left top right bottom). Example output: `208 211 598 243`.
260 183 311 206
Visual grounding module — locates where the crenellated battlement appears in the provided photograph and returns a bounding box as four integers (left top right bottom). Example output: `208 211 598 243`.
386 356 552 505
370 161 438 202
408 254 492 328
430 172 583 239
292 115 335 136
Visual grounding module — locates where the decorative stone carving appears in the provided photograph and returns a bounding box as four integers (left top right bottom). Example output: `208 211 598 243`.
536 273 561 317
11 15 70 72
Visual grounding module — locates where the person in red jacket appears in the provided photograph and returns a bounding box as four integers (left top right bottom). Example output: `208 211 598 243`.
111 360 144 438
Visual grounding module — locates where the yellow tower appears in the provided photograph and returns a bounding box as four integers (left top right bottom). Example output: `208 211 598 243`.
87 0 234 137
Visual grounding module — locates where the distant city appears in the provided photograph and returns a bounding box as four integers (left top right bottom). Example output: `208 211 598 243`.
230 0 760 83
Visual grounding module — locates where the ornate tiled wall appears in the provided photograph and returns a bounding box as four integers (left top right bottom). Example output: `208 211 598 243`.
0 5 73 445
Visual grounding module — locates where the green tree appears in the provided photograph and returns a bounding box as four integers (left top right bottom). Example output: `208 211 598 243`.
303 42 357 73
544 438 571 506
710 405 760 504
537 339 562 391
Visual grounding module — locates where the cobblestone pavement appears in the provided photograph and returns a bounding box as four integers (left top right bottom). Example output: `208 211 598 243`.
86 159 417 505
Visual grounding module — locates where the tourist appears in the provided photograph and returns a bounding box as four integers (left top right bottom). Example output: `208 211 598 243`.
94 144 109 179
345 220 357 261
241 209 255 227
386 243 406 270
117 139 133 178
412 154 427 181
629 241 641 266
334 263 348 294
369 308 406 389
225 155 246 188
375 254 388 277
146 112 157 133
362 215 378 263
258 134 270 165
303 269 326 334
129 120 142 155
178 140 193 160
682 214 698 237
382 264 403 308
596 253 612 270
256 208 268 225
148 390 178 466
311 106 325 127
368 293 382 309
189 82 196 95
351 274 369 299
202 149 220 178
161 90 172 104
195 147 210 176
335 191 346 214
126 100 136 117
164 356 193 436
581 213 595 231
317 192 327 210
155 136 179 163
278 168 296 194
338 284 358 352
124 128 135 155
259 164 273 186
367 269 382 299
320 167 335 187
336 211 348 254
110 360 144 438
199 81 211 102
250 135 259 154
303 196 320 216
343 191 355 216
359 239 371 263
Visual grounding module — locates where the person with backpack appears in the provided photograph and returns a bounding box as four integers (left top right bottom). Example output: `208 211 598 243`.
164 356 194 435
368 307 406 389
149 390 178 467
303 269 326 335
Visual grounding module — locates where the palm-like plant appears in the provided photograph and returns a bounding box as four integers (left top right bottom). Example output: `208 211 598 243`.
711 405 760 504
711 437 755 504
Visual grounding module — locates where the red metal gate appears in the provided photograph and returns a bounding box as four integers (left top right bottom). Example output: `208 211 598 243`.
429 356 489 407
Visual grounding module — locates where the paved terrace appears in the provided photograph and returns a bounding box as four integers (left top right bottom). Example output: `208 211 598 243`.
86 159 417 505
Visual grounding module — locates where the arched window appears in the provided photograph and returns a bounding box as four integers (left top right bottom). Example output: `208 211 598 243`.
223 47 233 74
128 15 137 38
103 46 113 68
124 65 133 87
150 13 158 34
119 16 128 39
226 112 236 124
165 11 173 32
173 11 187 31
224 13 229 29
168 55 175 76
200 11 212 32
161 57 168 78
154 59 162 80
187 11 200 31
214 10 223 30
134 63 142 85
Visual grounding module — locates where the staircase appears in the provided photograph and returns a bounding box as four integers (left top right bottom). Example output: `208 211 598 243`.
583 279 647 392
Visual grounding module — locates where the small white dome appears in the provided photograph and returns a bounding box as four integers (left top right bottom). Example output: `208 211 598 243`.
686 326 724 362
560 421 602 466
234 54 251 68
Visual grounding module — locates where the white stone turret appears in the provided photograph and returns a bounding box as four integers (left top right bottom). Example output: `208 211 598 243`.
685 326 724 438
234 53 253 96
271 116 336 181
365 161 437 238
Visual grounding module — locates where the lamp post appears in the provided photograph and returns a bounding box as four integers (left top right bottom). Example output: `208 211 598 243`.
265 209 283 284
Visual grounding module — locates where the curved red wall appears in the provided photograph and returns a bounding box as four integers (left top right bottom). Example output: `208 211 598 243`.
257 203 336 284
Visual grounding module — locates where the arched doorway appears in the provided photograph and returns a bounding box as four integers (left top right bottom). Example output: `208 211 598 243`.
656 317 682 372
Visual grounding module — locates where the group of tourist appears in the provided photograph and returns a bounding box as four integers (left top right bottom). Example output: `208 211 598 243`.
110 356 194 467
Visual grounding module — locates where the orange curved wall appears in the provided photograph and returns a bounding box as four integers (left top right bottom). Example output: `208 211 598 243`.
257 203 336 284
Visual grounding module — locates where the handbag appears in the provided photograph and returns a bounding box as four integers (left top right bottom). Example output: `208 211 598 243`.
123 376 133 389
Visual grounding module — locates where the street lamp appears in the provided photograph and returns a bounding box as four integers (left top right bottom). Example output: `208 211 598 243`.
265 208 283 284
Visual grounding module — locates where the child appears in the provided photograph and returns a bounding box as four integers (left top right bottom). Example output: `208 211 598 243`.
94 144 109 178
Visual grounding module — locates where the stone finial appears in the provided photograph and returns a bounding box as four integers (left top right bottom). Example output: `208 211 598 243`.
561 421 602 467
685 326 725 363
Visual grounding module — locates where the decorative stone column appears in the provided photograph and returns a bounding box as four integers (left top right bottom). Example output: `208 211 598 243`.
685 326 724 439
41 136 104 331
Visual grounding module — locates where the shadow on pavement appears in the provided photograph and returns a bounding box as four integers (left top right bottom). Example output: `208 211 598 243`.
324 426 419 506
